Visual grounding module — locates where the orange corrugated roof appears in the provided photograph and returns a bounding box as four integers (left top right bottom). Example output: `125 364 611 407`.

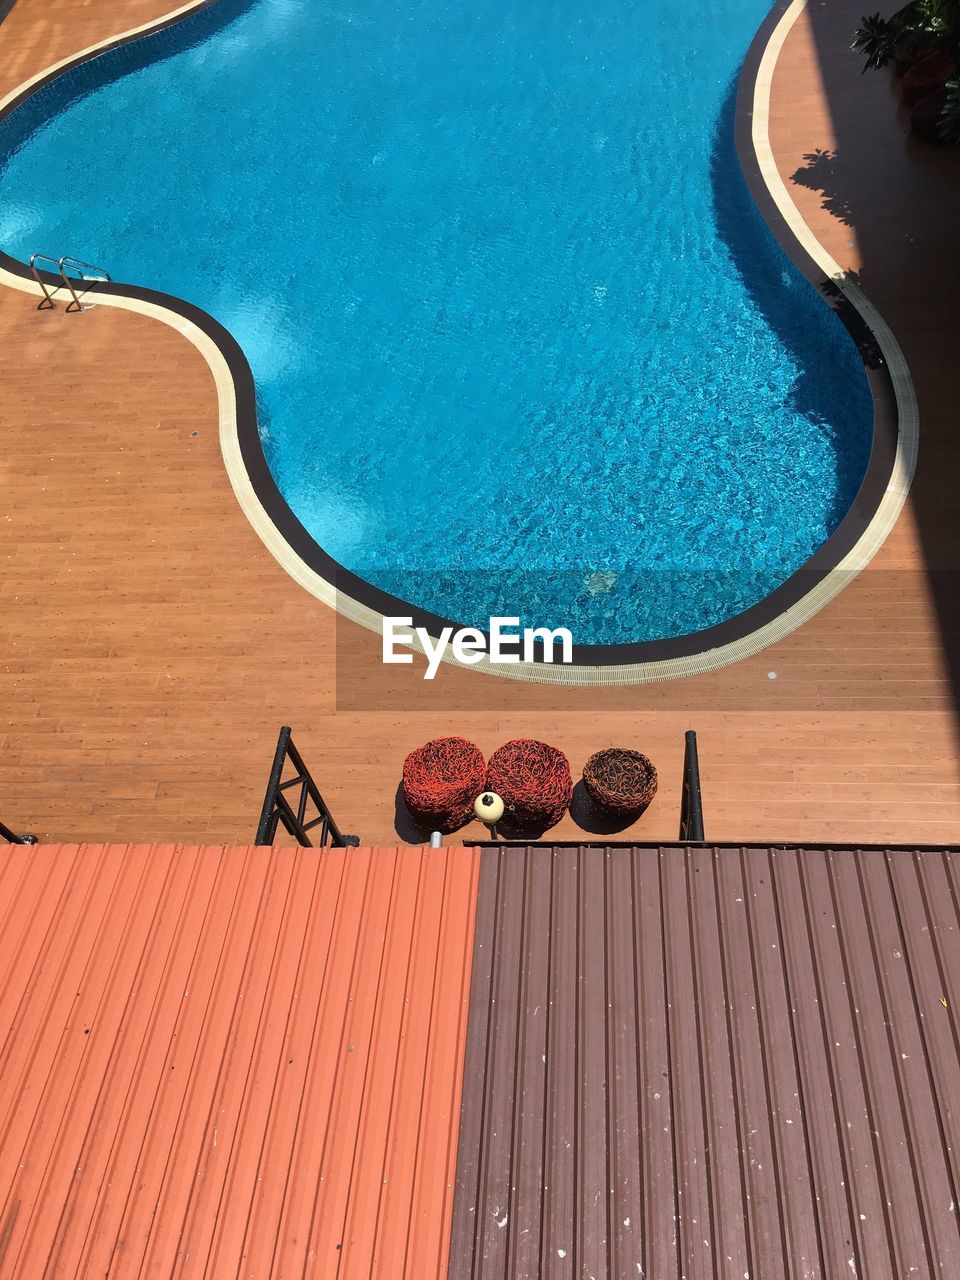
0 843 479 1278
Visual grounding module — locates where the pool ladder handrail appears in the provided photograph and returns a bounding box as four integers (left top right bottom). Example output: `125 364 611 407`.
28 252 110 312
58 256 110 312
28 252 60 310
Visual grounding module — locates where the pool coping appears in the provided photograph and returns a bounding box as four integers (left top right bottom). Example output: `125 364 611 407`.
0 0 918 686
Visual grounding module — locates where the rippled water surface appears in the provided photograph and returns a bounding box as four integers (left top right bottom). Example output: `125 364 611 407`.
0 0 874 643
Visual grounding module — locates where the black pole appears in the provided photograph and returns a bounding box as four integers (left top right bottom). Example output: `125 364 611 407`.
254 726 359 848
679 730 705 841
255 726 293 845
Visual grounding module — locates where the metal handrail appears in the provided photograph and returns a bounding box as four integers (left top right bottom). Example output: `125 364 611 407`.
27 252 110 311
678 730 705 841
1 818 38 845
58 256 110 313
255 726 359 848
28 252 60 310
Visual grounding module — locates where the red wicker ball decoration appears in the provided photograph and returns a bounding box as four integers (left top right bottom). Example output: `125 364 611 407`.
402 737 486 833
486 739 572 833
583 748 658 817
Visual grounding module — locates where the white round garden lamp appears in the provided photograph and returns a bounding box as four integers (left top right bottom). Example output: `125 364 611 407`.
474 790 504 838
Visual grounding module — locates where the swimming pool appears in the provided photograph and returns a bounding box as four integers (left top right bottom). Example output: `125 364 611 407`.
0 0 877 652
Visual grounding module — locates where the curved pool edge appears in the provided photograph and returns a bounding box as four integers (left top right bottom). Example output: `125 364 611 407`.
0 0 917 686
738 0 918 573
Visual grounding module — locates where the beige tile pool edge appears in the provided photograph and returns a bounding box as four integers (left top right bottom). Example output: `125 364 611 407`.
0 0 918 687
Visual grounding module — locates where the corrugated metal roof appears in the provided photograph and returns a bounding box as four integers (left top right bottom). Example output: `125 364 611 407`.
450 843 960 1279
0 842 479 1278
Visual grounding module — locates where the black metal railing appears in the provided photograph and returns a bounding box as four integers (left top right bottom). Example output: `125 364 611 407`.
255 726 359 848
678 730 705 841
1 818 38 845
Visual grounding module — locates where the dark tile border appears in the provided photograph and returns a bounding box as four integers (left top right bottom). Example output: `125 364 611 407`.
0 0 902 669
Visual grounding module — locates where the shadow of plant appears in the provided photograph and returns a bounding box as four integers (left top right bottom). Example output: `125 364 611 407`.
790 148 857 226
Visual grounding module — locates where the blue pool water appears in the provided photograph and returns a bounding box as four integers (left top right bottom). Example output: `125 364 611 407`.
0 0 873 645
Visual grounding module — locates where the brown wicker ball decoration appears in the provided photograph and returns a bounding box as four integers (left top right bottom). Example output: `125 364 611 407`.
486 739 573 833
402 737 486 833
583 748 658 817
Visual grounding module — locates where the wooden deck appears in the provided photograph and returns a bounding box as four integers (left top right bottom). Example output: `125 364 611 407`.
2 0 959 847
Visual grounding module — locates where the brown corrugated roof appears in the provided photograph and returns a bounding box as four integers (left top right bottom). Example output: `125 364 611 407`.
0 842 479 1278
450 843 960 1279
